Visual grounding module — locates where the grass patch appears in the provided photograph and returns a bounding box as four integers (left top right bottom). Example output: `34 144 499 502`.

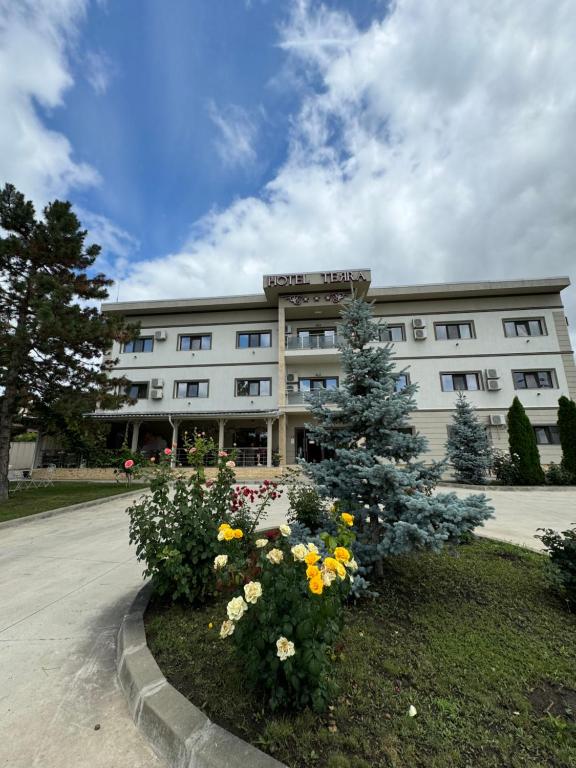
0 481 142 522
145 539 576 768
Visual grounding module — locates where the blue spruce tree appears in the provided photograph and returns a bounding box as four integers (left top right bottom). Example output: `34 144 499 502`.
446 393 493 484
303 297 493 577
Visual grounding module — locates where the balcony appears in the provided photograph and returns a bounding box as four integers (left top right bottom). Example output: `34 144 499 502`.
285 389 338 408
284 334 341 362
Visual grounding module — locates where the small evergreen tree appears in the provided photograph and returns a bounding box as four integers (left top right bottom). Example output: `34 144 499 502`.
558 395 576 479
507 397 544 484
446 393 493 484
302 297 493 577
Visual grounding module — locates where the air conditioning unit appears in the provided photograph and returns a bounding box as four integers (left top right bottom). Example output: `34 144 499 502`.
485 368 499 380
151 389 164 400
286 384 297 393
154 330 167 341
489 414 506 426
151 377 164 388
413 328 427 340
412 318 426 329
286 373 295 382
487 379 501 391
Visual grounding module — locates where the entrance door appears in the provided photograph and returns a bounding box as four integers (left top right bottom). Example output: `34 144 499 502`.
295 428 331 462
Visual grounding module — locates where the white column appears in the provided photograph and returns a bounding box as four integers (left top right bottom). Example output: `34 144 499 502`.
171 420 180 466
130 421 142 453
266 418 274 468
218 419 227 451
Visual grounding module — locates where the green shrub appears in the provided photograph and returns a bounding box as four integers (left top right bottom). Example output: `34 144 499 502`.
536 525 576 609
492 450 521 485
545 462 575 486
216 513 357 712
558 396 576 477
285 473 326 532
127 436 236 603
507 397 545 484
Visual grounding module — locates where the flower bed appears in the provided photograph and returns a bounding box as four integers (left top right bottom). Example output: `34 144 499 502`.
146 539 576 768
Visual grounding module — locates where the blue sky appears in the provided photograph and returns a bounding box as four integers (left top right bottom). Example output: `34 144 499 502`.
1 0 575 321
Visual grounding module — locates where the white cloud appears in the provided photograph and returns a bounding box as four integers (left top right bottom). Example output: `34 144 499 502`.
119 0 576 331
208 101 261 169
0 0 100 205
84 49 114 95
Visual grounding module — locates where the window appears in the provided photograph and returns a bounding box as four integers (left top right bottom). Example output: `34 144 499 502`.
534 425 560 445
126 382 148 399
299 377 338 392
504 318 545 337
178 334 211 351
175 380 209 398
237 331 272 348
512 370 556 389
236 378 272 396
378 324 406 342
435 322 474 340
123 337 154 353
441 372 481 392
394 373 410 392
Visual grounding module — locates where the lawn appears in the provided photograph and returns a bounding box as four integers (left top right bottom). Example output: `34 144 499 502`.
146 539 576 768
0 481 143 523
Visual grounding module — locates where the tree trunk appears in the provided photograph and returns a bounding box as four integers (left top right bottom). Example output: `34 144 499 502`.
369 509 384 578
0 385 16 501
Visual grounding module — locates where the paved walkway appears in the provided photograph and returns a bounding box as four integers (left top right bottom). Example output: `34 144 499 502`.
0 490 160 768
0 485 574 767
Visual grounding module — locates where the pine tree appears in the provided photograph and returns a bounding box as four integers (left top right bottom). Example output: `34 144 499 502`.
558 395 576 478
303 296 493 575
446 393 493 484
507 396 545 484
0 184 135 500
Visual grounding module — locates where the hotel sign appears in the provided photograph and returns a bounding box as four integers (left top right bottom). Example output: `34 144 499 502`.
265 270 369 288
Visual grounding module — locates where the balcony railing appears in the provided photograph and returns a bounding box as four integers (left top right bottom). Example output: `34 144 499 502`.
285 334 340 350
286 389 338 405
174 447 269 467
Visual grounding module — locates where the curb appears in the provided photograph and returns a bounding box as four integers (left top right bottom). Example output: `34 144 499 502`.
438 482 576 493
117 583 287 768
0 488 145 531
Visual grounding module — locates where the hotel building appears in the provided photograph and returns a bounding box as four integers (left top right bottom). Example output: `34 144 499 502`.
92 270 575 469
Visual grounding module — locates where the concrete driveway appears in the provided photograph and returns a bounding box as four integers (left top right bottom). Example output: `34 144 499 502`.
0 490 160 768
0 484 574 768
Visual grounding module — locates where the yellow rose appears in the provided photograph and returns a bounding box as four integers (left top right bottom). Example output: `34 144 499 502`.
218 522 231 532
308 573 324 595
305 551 321 566
335 561 346 580
341 513 354 527
306 564 320 579
223 528 235 541
233 529 244 539
334 546 350 563
324 556 339 572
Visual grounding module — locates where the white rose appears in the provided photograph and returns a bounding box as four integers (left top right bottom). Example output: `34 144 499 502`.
219 620 235 639
214 554 228 570
321 569 337 586
255 538 269 548
279 524 291 537
225 460 236 468
217 530 225 541
266 548 284 564
346 558 359 572
276 636 296 662
243 581 262 604
226 596 248 621
291 543 308 561
306 542 319 554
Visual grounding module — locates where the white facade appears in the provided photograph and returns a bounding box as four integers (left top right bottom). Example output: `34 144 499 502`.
94 271 575 467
